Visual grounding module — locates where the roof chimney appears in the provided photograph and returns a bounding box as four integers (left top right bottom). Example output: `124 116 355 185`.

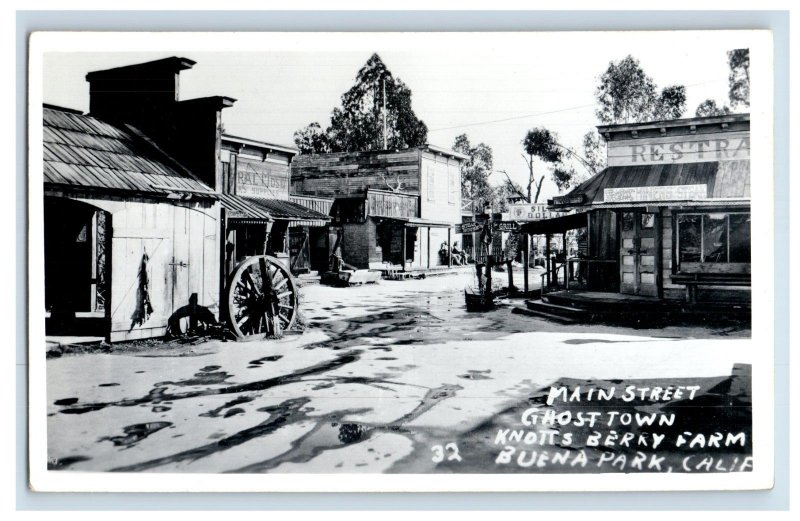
86 56 196 132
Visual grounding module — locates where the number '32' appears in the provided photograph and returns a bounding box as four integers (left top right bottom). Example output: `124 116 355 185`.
431 443 462 463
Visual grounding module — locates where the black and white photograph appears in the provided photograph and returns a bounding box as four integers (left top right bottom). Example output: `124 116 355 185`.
27 30 775 492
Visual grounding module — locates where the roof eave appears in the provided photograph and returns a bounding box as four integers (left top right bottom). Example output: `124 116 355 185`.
597 113 750 135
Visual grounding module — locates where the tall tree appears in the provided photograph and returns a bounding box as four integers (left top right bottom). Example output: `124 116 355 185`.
521 127 564 203
595 55 687 124
551 165 581 192
453 134 495 214
695 99 732 118
293 53 428 154
293 122 330 154
652 85 687 121
582 131 606 175
727 48 750 109
493 180 524 213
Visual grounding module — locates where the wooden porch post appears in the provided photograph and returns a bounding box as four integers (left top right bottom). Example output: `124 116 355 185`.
447 227 452 267
523 233 529 293
507 258 514 292
219 207 228 324
562 231 567 286
545 233 551 287
586 212 592 289
402 225 407 272
427 226 431 268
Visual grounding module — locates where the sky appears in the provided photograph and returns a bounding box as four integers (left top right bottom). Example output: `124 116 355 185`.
41 31 752 202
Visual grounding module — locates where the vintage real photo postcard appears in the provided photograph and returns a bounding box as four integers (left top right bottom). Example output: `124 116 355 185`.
27 30 775 492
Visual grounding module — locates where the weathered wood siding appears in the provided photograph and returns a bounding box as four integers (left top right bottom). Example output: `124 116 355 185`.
366 189 418 218
419 152 462 225
65 195 220 342
289 195 333 216
291 150 422 198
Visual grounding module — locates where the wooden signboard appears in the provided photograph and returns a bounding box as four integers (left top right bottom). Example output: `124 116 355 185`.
366 190 418 218
236 159 290 199
456 221 484 234
603 184 708 203
551 194 585 206
493 221 519 232
607 132 750 167
508 203 561 221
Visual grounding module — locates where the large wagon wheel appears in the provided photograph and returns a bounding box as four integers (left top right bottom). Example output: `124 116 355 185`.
226 255 298 339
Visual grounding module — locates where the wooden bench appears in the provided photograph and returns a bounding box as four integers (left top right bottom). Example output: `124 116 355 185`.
670 272 751 304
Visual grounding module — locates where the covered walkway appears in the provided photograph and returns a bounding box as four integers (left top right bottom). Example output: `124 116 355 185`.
518 211 588 293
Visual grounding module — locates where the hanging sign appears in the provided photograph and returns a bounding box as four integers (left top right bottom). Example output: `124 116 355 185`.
456 221 484 234
492 221 519 232
603 184 708 203
509 203 562 221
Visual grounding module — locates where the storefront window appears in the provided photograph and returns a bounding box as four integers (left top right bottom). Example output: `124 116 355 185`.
622 212 634 232
677 212 750 268
729 214 751 262
703 214 728 262
641 213 655 229
677 215 701 262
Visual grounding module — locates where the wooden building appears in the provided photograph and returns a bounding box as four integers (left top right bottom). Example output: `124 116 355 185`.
291 146 468 271
87 56 328 292
536 113 751 305
42 56 330 341
219 135 332 277
42 104 222 342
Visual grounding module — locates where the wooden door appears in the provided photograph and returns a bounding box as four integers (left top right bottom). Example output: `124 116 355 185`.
619 211 658 297
289 227 311 275
327 227 342 271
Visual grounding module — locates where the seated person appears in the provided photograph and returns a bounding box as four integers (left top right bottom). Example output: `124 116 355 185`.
451 242 467 265
439 242 450 264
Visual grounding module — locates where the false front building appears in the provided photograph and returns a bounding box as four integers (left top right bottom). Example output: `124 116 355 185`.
42 103 223 342
219 134 332 277
542 113 751 306
291 146 468 272
42 56 330 342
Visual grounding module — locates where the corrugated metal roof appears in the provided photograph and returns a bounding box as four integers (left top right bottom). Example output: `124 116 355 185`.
43 107 214 195
217 193 273 221
287 195 334 227
376 216 454 228
243 197 332 221
556 160 750 207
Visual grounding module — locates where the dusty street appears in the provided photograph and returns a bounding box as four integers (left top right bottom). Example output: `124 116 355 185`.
46 271 752 474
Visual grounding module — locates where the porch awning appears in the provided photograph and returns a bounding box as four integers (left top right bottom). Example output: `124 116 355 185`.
217 193 273 222
519 212 588 235
375 216 454 228
550 160 750 209
288 195 333 227
243 196 332 222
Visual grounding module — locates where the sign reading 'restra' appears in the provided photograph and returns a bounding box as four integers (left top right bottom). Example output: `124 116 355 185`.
603 184 708 203
607 132 750 167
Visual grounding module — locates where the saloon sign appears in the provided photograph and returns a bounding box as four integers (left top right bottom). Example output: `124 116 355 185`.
508 203 561 222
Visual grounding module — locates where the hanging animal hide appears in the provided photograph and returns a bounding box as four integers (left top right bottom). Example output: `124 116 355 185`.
130 252 154 329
